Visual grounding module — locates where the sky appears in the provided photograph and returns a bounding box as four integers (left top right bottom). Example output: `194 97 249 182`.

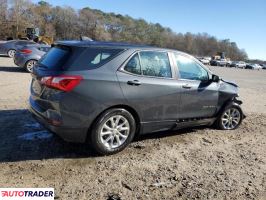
33 0 266 60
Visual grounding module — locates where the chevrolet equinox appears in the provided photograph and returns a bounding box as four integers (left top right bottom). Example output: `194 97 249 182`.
29 41 245 155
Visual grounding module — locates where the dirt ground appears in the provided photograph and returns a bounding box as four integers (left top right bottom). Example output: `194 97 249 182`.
0 56 265 200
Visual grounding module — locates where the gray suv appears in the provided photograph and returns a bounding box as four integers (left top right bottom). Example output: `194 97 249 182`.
29 41 245 155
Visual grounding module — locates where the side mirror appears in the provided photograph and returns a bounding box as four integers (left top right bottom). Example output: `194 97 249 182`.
212 74 220 82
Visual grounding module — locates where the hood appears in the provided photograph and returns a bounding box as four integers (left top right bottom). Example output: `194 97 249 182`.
221 79 238 88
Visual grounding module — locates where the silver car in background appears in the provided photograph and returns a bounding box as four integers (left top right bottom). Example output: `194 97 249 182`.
197 57 210 65
0 40 36 57
14 44 51 72
245 63 262 70
230 61 246 68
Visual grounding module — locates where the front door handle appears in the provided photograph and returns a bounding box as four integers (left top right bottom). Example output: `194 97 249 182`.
182 84 192 89
127 80 141 86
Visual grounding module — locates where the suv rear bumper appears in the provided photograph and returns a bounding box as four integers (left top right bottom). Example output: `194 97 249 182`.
29 98 88 143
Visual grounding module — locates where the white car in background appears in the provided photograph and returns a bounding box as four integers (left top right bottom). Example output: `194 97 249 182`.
261 64 266 69
230 61 246 68
198 57 210 65
245 63 262 70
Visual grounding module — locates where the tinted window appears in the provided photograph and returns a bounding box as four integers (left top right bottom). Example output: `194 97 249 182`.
91 52 112 65
139 51 172 78
39 47 51 52
39 46 69 70
124 54 141 75
174 54 208 81
64 48 123 70
39 46 123 71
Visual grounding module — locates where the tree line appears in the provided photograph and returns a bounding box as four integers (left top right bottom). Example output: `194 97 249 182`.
0 0 248 60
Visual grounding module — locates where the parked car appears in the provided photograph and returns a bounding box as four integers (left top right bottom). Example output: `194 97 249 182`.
29 41 245 155
14 44 51 72
197 57 210 65
230 61 246 68
210 59 227 66
260 64 266 69
226 60 232 67
245 63 262 70
0 40 36 57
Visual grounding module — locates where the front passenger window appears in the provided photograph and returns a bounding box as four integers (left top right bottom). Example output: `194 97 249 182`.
174 54 209 81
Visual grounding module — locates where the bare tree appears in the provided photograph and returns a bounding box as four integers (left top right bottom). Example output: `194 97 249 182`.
0 0 249 60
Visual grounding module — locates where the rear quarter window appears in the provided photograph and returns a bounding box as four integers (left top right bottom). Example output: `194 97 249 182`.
38 46 124 71
64 48 124 71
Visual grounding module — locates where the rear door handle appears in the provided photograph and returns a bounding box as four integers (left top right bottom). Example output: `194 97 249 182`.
127 80 141 86
182 84 192 89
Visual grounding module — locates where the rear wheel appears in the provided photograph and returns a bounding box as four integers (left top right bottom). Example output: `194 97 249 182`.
7 49 16 58
216 105 243 130
25 60 37 73
90 108 136 155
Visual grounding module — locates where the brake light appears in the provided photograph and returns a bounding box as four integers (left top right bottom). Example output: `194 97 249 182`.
20 49 32 54
40 75 83 92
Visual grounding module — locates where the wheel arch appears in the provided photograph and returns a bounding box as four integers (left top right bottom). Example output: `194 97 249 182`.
86 104 141 142
24 59 38 72
24 59 38 67
215 97 245 123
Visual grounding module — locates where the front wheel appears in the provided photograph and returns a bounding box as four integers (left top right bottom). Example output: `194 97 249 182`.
89 108 136 155
216 105 243 130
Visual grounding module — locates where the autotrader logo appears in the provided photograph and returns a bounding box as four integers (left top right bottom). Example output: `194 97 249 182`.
0 188 54 200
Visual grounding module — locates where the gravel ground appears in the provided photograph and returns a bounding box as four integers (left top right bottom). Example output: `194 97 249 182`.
0 57 265 200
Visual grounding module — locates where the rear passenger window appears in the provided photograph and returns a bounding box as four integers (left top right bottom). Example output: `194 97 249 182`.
139 51 171 78
124 54 141 75
124 51 172 78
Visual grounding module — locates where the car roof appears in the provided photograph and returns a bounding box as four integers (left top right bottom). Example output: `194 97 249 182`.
55 40 181 52
24 44 51 48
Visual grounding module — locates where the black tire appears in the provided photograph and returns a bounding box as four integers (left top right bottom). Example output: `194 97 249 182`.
216 104 243 130
89 108 136 155
24 59 37 73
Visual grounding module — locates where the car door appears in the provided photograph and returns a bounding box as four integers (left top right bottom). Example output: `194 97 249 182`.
116 50 182 127
172 53 219 119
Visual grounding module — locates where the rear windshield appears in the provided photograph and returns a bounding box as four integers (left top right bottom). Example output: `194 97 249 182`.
39 46 69 70
39 46 123 71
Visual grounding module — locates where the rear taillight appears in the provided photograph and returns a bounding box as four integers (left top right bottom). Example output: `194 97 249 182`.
40 75 83 92
20 49 32 54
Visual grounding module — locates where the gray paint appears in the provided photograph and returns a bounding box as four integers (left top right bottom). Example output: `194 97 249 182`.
0 40 36 55
14 44 50 68
29 41 243 142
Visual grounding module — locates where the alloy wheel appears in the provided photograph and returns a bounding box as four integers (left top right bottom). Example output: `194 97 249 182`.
8 49 16 58
26 60 36 72
100 115 130 149
221 108 241 129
